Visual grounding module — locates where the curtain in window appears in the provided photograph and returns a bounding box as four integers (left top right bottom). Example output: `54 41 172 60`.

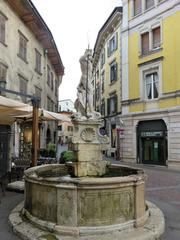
152 27 161 49
153 73 159 98
146 74 152 99
145 0 154 9
134 0 142 16
141 32 149 55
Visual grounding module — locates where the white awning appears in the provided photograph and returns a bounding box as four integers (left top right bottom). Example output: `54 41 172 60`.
0 96 71 124
0 96 32 125
39 109 71 122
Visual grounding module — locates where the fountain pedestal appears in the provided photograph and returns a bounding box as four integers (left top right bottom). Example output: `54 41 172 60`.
70 119 109 177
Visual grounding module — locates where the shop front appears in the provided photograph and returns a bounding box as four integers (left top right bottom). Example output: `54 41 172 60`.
137 120 167 166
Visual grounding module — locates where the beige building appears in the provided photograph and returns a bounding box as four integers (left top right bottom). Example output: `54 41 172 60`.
92 7 122 157
0 0 64 171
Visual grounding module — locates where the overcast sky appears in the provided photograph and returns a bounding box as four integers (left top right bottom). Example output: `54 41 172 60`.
33 0 122 102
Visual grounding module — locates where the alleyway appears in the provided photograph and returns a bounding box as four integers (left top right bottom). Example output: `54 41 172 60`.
0 164 180 239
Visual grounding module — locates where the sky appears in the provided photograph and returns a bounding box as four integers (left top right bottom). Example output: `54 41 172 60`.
33 0 122 102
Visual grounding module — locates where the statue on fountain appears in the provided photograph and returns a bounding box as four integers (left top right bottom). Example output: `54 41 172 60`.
74 49 101 120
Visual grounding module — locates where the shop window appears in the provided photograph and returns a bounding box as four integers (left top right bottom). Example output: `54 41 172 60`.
110 61 117 83
18 31 28 62
145 0 154 10
145 72 159 100
35 49 41 74
133 0 142 16
0 12 7 45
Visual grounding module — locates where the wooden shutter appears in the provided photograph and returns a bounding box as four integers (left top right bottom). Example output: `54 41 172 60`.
152 27 160 49
141 32 149 55
134 0 142 16
145 0 154 10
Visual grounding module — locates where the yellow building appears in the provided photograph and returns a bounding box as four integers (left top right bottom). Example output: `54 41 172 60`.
92 7 122 157
121 0 180 169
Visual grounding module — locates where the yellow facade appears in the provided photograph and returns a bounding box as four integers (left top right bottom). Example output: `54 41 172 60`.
128 7 180 113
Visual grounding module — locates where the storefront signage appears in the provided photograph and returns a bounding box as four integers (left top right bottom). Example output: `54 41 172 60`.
141 131 163 137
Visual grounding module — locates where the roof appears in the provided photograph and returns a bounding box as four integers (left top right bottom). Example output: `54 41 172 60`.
6 0 64 76
93 7 122 66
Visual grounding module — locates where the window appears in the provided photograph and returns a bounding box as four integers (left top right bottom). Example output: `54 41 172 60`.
100 48 105 68
35 49 41 74
110 61 117 83
141 32 149 55
19 76 27 102
58 125 62 131
55 79 58 96
47 65 50 86
134 0 142 16
34 86 41 106
101 99 105 116
145 72 159 100
101 71 105 93
0 13 7 44
18 32 28 61
67 126 73 132
145 0 154 10
0 63 7 95
47 97 54 111
96 83 100 101
140 26 161 55
152 27 161 49
51 72 54 90
107 93 117 115
107 33 118 56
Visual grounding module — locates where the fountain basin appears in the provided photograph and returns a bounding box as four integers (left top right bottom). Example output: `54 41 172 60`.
23 164 148 237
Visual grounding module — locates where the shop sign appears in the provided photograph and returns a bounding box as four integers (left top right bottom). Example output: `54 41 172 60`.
141 131 163 137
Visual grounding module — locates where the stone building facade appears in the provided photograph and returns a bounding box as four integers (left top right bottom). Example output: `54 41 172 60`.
0 0 64 171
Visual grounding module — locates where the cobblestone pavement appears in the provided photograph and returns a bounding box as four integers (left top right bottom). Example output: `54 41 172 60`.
1 162 180 240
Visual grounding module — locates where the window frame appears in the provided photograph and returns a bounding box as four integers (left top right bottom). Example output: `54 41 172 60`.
0 12 7 45
139 22 162 56
19 75 28 103
0 62 7 95
139 60 162 101
35 49 42 74
18 31 28 62
110 60 117 83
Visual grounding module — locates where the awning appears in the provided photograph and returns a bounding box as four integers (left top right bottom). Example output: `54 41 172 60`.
0 95 71 124
0 96 32 125
40 109 71 122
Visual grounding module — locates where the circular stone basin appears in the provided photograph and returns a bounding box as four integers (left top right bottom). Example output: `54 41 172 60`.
23 164 148 238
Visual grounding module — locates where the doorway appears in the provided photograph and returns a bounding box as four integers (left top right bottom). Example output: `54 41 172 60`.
142 137 164 165
137 120 167 166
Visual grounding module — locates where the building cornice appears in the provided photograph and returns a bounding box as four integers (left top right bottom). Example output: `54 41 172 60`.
6 0 64 76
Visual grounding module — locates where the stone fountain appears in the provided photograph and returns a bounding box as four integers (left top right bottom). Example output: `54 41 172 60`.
9 49 165 240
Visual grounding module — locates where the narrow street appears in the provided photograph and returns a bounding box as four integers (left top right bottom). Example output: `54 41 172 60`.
0 164 180 239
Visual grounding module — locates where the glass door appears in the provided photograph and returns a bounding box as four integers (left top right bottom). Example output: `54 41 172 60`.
142 138 165 165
